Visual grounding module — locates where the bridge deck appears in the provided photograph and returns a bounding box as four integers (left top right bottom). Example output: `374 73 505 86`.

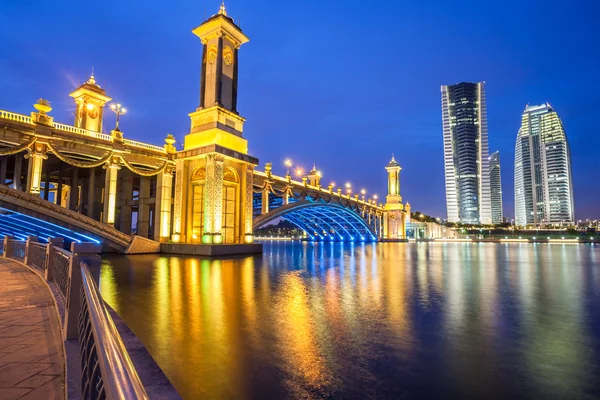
0 258 65 399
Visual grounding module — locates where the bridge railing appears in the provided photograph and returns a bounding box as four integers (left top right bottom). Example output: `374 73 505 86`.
0 109 34 125
1 236 149 400
53 122 114 142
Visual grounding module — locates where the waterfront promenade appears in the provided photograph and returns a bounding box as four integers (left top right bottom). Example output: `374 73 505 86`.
0 258 65 400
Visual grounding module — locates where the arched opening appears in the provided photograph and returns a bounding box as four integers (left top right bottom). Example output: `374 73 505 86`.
222 167 239 243
191 166 206 243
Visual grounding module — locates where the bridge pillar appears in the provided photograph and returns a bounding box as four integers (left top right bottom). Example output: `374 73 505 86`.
119 172 134 234
154 168 174 242
25 143 47 195
137 176 151 238
0 157 7 185
261 188 269 215
87 167 96 219
102 157 120 226
13 154 23 191
69 166 79 212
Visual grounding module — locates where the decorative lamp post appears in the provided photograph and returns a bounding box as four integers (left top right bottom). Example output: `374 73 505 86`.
361 189 366 201
345 182 351 197
110 103 126 131
284 159 292 179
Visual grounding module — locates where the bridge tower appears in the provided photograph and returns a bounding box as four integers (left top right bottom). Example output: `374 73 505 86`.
69 73 112 133
383 155 408 239
171 3 259 249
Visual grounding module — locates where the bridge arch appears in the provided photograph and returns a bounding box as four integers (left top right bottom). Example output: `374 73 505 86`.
253 201 377 242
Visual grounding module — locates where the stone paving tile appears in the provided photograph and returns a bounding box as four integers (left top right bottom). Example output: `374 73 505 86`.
0 387 33 400
0 259 65 399
16 373 58 388
19 375 64 400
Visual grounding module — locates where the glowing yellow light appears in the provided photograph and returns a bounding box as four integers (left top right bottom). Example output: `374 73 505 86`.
110 104 116 110
86 103 94 111
330 182 336 188
361 189 366 195
316 171 322 177
345 182 351 189
285 159 292 167
295 168 304 177
373 194 378 200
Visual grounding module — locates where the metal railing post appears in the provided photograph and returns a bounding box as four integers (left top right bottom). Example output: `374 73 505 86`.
45 237 64 281
2 235 12 258
23 236 39 266
63 242 102 341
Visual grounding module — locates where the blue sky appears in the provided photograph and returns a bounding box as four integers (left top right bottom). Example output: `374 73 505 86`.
1 0 598 219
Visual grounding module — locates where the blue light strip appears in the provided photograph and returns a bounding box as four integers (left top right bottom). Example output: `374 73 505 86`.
0 207 100 243
292 209 341 240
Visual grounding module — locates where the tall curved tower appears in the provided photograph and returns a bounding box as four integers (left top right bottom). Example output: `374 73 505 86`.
514 103 574 227
441 82 492 224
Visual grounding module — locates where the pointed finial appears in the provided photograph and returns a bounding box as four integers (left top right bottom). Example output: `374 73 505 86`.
218 1 227 16
87 67 96 85
391 153 396 162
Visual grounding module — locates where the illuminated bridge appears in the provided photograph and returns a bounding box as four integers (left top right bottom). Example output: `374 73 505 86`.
253 167 383 242
0 6 420 254
0 101 391 250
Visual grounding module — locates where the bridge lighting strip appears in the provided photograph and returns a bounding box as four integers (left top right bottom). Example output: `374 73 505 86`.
8 209 100 243
296 208 349 240
296 208 348 240
0 226 28 241
2 213 89 243
548 239 579 243
0 207 100 243
500 239 529 242
283 215 316 240
304 206 372 241
2 215 81 243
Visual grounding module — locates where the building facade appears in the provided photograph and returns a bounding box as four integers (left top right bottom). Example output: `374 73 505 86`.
441 82 492 224
514 103 574 227
489 151 503 224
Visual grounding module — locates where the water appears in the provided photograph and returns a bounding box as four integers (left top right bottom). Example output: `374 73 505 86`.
100 242 600 400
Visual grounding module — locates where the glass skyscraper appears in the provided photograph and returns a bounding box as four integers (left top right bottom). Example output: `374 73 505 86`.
514 103 574 227
441 82 492 224
489 151 503 224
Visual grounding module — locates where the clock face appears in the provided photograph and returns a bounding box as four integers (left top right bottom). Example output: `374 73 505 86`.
207 45 218 64
223 46 233 66
87 105 98 119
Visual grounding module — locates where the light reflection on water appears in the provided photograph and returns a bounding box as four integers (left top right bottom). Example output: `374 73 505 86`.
100 242 600 399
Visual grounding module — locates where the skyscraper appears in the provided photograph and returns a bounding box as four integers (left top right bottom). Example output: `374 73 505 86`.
441 82 492 224
514 103 574 227
489 151 503 224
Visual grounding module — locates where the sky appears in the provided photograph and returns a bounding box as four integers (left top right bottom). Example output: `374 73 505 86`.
1 0 598 220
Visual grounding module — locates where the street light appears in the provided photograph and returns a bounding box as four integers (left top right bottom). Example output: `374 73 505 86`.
110 103 126 130
295 168 304 178
284 159 292 177
345 182 351 195
361 189 366 201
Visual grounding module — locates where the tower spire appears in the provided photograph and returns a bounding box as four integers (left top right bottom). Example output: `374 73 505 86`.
218 1 227 16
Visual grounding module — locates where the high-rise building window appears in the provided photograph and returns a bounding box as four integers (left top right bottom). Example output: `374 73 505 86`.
441 82 492 224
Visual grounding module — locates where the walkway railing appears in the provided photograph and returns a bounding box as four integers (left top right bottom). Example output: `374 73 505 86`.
1 235 149 399
123 138 167 153
3 237 26 261
79 261 149 399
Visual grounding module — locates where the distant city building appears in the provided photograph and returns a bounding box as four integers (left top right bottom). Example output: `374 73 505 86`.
489 151 503 224
514 103 574 227
441 82 492 224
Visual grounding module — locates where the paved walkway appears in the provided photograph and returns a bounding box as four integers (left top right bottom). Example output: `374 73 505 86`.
0 258 65 400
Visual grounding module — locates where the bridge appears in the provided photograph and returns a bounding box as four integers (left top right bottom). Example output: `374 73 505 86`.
0 5 415 254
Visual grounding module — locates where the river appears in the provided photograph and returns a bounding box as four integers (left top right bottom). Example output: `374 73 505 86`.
100 242 600 399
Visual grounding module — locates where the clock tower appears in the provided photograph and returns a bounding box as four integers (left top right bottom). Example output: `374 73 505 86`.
171 3 260 250
185 2 250 154
69 73 112 133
